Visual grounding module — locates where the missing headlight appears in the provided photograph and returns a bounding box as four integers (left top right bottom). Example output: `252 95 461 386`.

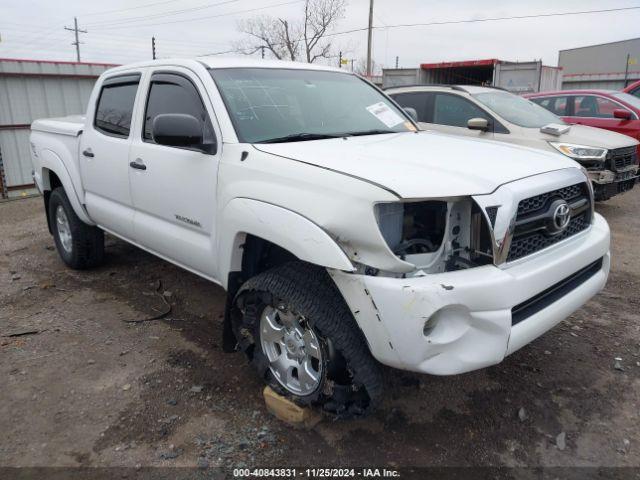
396 201 447 256
375 199 493 273
375 201 447 257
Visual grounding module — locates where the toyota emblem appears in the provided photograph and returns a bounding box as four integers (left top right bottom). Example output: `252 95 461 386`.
552 202 571 233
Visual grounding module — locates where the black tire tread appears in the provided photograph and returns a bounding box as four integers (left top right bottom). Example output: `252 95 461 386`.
235 261 383 416
49 187 105 269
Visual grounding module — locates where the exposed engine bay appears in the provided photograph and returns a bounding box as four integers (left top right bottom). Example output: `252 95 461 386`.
374 199 493 276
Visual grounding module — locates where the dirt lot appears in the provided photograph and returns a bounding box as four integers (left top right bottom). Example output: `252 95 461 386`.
1 191 639 471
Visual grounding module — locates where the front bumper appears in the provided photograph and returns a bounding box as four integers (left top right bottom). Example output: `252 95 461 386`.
589 168 637 200
329 213 610 375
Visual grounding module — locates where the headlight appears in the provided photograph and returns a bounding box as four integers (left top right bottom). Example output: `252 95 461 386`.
549 142 607 162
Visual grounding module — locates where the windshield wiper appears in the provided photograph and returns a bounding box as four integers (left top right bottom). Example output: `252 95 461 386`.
256 133 344 144
340 129 397 137
256 129 399 144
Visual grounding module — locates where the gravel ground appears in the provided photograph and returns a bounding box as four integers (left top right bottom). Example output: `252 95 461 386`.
0 191 639 470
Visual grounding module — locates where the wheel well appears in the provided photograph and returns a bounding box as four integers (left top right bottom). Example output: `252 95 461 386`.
222 234 298 352
43 170 62 234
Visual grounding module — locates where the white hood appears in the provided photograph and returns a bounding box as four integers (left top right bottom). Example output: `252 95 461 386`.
254 130 580 198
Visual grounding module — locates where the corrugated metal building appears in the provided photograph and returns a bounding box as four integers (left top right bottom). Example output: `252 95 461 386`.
560 38 640 90
382 59 562 94
0 58 117 198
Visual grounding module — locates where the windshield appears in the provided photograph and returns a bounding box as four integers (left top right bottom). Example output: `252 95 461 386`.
612 92 640 110
472 90 563 128
209 68 414 143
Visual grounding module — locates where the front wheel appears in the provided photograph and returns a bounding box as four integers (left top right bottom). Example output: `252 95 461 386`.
232 262 383 417
49 187 105 269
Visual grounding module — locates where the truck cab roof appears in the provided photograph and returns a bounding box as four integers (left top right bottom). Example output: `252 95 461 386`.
102 57 347 75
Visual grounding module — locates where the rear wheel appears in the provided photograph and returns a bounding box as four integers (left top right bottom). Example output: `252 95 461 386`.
232 261 383 417
49 187 105 269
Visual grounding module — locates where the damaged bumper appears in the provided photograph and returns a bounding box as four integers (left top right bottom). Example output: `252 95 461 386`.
329 213 610 375
588 168 637 200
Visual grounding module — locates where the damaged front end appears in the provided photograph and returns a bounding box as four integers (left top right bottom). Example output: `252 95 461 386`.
589 146 638 201
369 197 494 277
552 144 638 201
328 168 609 375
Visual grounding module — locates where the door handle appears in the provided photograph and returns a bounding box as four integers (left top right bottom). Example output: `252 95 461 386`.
82 149 94 158
129 161 147 171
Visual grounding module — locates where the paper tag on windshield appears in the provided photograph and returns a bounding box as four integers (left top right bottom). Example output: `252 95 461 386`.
366 102 404 128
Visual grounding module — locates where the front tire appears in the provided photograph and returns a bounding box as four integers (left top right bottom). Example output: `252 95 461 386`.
232 261 383 417
49 187 104 269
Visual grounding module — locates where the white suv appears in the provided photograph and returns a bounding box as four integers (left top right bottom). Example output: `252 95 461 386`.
387 85 639 201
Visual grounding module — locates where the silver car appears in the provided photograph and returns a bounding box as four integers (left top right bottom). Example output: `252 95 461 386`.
387 85 639 201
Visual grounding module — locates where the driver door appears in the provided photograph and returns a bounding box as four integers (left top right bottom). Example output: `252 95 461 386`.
128 68 221 279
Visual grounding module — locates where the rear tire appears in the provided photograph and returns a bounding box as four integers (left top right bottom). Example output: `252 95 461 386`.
232 261 383 418
49 187 104 269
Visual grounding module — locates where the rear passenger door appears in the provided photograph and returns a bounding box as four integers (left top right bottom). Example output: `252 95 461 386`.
80 72 142 239
128 68 221 279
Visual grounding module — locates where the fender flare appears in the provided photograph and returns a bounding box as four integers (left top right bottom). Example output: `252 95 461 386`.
40 149 94 225
218 198 354 288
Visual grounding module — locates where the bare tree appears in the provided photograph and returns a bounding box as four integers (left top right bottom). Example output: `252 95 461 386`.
235 0 346 63
353 57 378 76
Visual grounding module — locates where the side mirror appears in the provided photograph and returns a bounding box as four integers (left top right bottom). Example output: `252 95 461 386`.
613 108 632 120
467 117 489 131
153 113 203 148
403 107 418 122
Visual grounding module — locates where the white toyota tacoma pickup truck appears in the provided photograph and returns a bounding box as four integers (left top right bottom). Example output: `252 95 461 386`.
30 58 610 417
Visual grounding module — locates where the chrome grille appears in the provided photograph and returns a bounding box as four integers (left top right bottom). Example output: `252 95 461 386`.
508 214 590 262
507 182 591 262
609 146 638 171
516 184 582 217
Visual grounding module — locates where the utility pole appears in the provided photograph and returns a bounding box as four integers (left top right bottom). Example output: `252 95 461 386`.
152 37 156 60
339 51 343 68
64 17 87 62
366 0 374 77
395 56 399 68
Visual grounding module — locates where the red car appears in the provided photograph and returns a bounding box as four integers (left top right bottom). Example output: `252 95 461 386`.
526 89 640 153
624 80 640 99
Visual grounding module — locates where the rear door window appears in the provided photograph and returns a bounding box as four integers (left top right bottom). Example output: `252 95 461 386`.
433 93 488 127
573 95 621 118
390 92 432 122
94 74 140 137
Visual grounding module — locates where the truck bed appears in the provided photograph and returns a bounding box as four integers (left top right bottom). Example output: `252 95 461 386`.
31 115 85 137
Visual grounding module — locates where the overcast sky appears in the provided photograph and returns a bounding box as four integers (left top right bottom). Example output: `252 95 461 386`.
0 0 639 71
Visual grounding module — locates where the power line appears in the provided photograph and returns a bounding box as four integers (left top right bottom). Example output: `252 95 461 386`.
385 5 640 30
95 2 640 35
80 0 184 18
84 0 243 28
198 5 640 56
92 0 306 30
64 17 87 62
0 26 228 52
